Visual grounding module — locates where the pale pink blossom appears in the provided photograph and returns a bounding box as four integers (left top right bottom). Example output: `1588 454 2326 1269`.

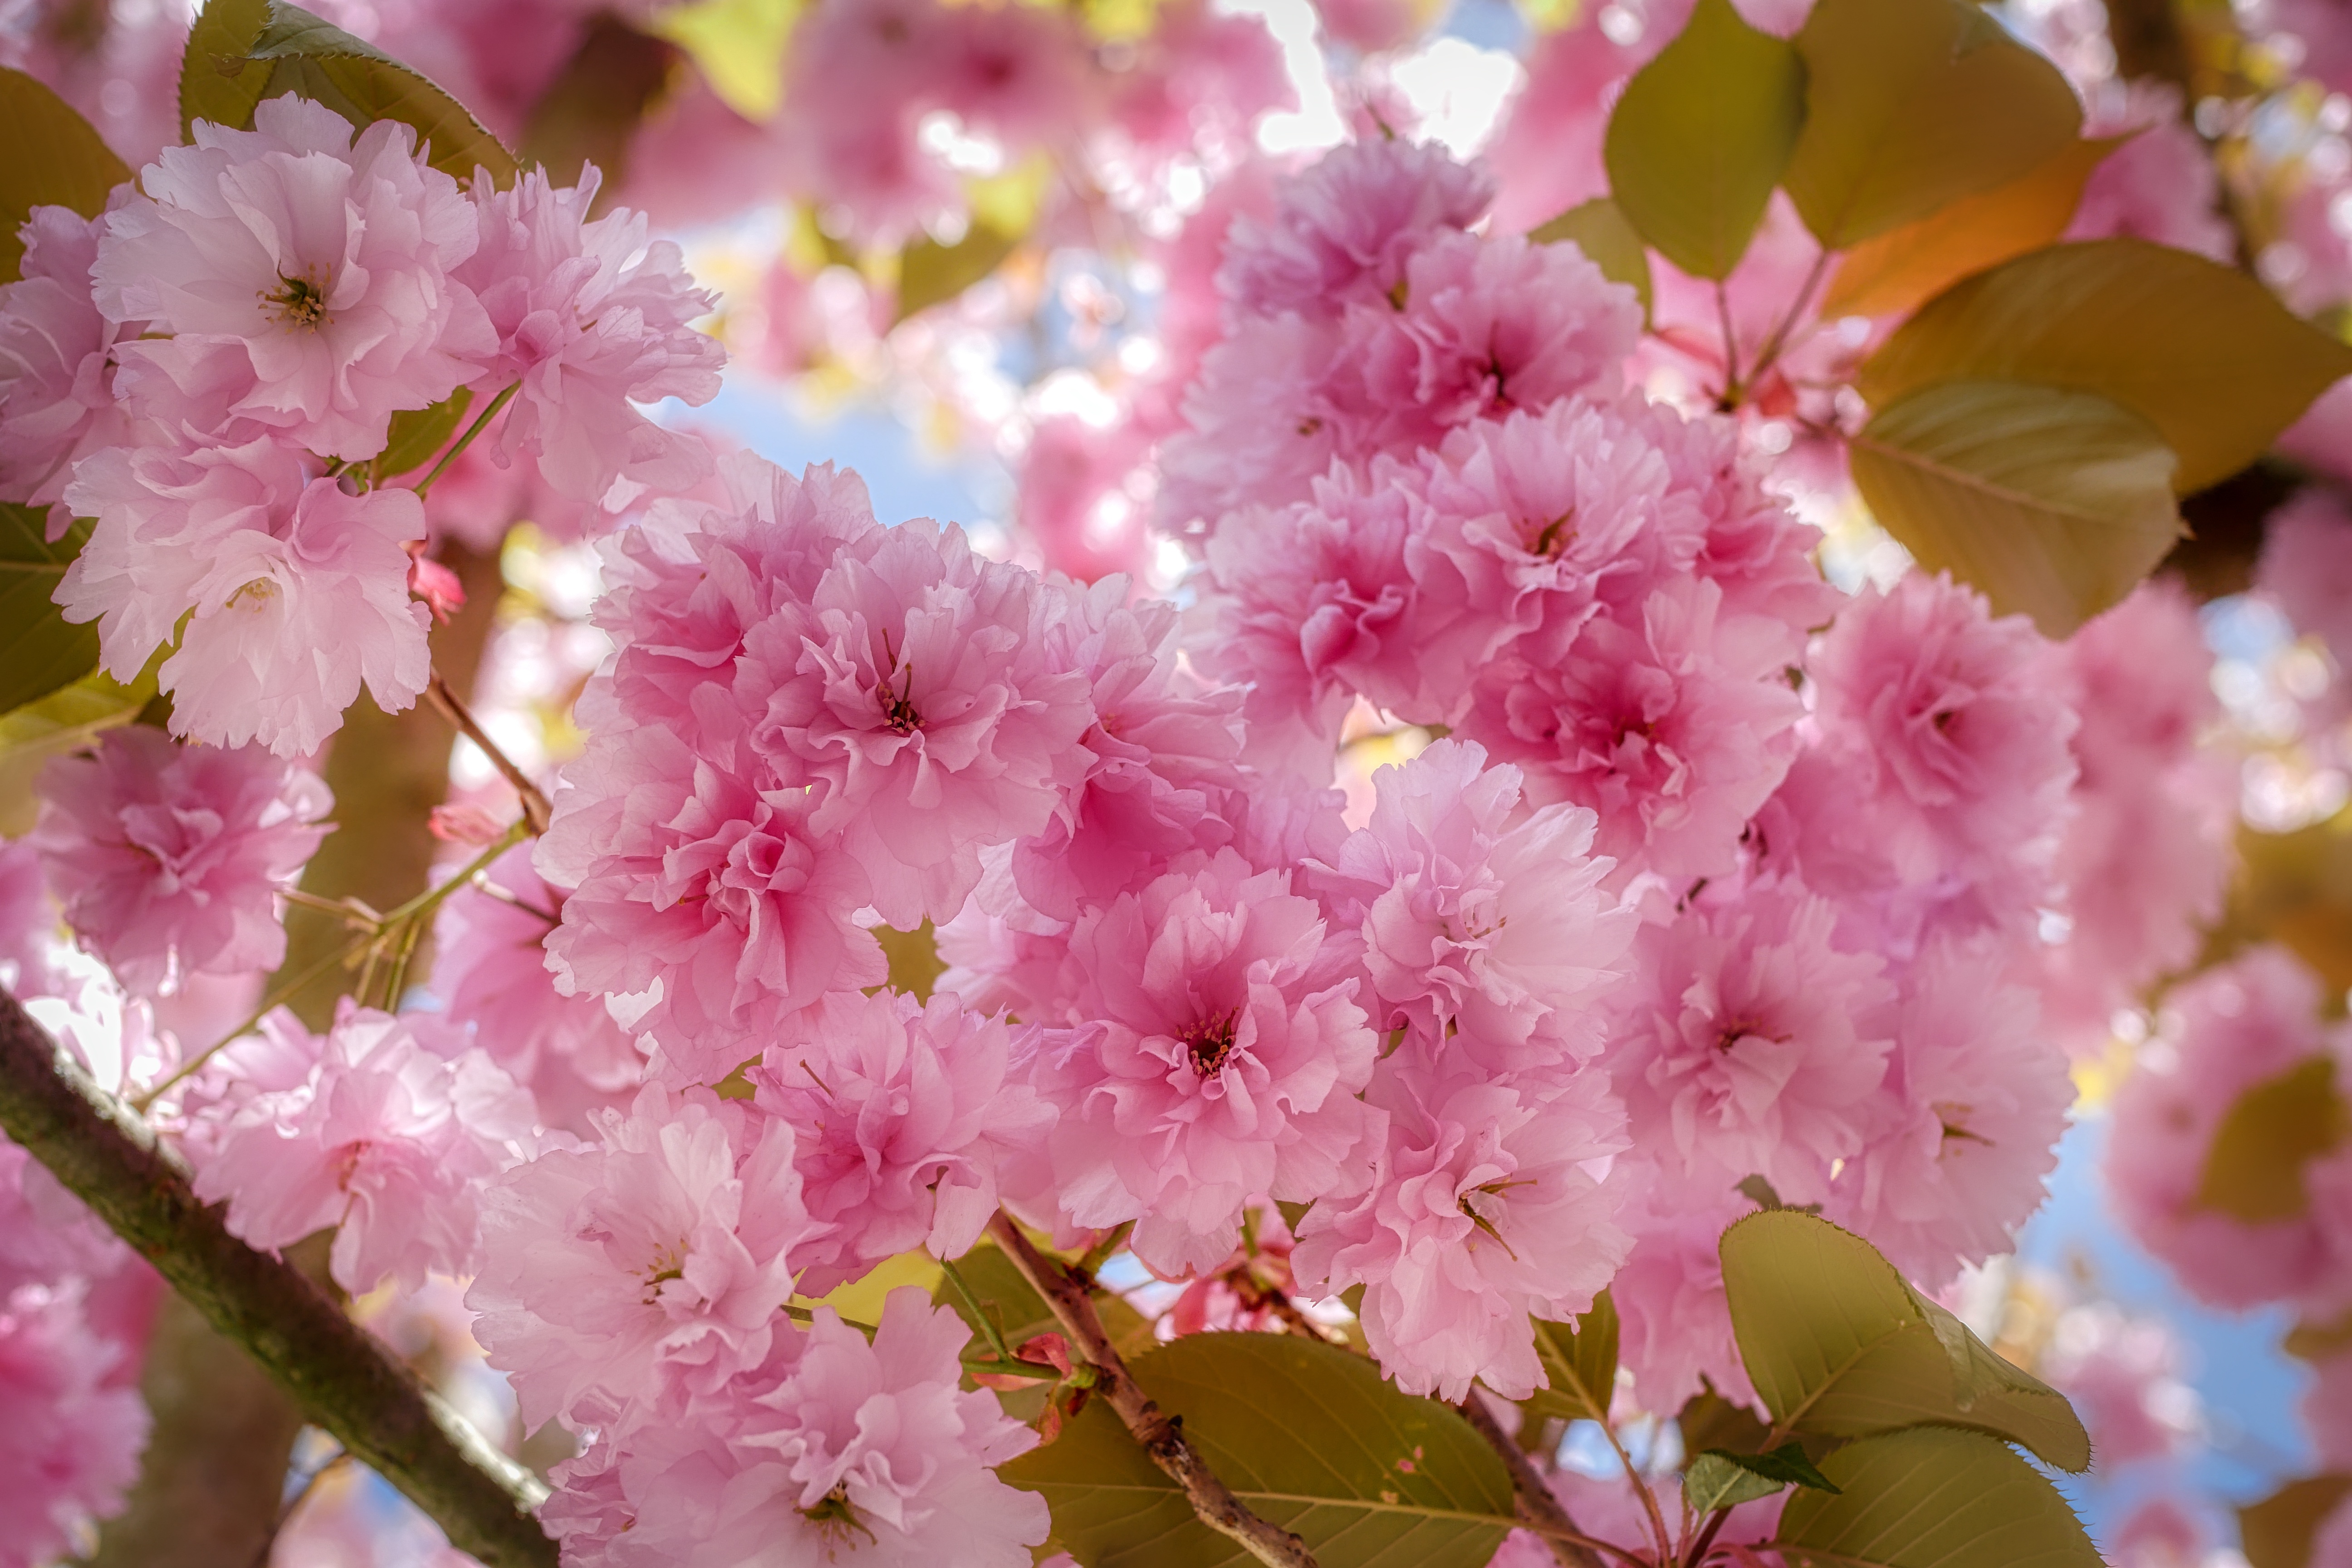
2308 1350 2352 1470
466 1082 815 1428
1156 309 1344 531
430 843 642 1131
2259 486 2352 667
1022 849 1376 1277
1308 739 1632 1067
0 204 128 534
0 1282 149 1568
1607 1176 1757 1412
1215 137 1491 319
538 721 882 1083
752 989 1054 1295
743 516 1095 926
2066 81 2235 262
93 94 493 461
58 436 432 756
1605 881 1895 1203
2041 1304 2199 1468
31 728 330 994
455 167 722 505
1827 939 2069 1288
191 1004 535 1294
1294 1052 1630 1401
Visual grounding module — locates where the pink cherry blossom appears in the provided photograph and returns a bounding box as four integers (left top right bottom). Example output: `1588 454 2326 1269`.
1022 848 1376 1277
1605 880 1895 1204
190 1003 535 1295
0 1282 149 1568
538 721 882 1084
466 1082 814 1428
30 728 330 994
1308 738 1632 1067
1607 1176 1758 1412
1826 938 2069 1288
429 843 642 1132
0 204 128 535
92 94 494 461
455 167 723 505
1215 136 1492 319
2041 1304 2199 1467
743 516 1095 926
1293 1052 1631 1401
751 988 1054 1295
2259 486 2352 666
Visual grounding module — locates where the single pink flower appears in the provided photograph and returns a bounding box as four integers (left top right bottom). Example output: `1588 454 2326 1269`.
0 204 129 535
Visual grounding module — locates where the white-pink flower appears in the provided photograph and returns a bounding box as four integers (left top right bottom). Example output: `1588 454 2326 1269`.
190 1004 535 1295
1294 1052 1631 1401
93 95 493 461
0 205 129 534
752 989 1054 1295
31 728 330 994
1024 848 1376 1278
1309 739 1632 1067
455 167 722 505
467 1082 816 1429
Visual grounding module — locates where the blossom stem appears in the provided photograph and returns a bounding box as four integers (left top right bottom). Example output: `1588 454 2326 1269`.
411 382 519 500
0 987 559 1568
426 674 552 836
939 1252 1019 1365
1738 247 1833 405
1452 1391 1607 1568
984 1212 1324 1568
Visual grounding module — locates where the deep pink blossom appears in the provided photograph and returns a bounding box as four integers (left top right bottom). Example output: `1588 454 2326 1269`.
467 1082 814 1428
0 204 128 535
1021 849 1376 1277
31 728 330 994
1293 1052 1630 1401
455 167 723 505
93 94 493 461
1215 137 1491 319
752 989 1054 1295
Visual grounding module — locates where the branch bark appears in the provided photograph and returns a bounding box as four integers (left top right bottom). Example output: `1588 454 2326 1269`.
1453 1392 1606 1568
984 1213 1322 1568
0 986 557 1568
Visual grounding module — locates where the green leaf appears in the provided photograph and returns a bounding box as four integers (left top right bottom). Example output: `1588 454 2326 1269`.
0 506 102 716
648 0 801 121
244 1 518 186
1684 1443 1837 1513
0 69 131 283
0 662 158 836
519 17 679 198
373 387 472 483
1782 0 2081 248
1847 378 2182 637
2196 1058 2352 1223
1720 1209 2090 1471
876 921 945 1002
1774 1426 2102 1568
1600 0 1804 279
1524 1288 1618 1424
1676 1388 1773 1457
897 221 1021 323
2240 1475 2352 1568
1529 199 1653 323
180 0 274 142
1000 1332 1518 1568
935 1240 1156 1362
1860 239 2352 494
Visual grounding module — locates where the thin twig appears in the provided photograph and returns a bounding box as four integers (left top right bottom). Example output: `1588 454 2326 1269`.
1714 279 1743 406
1454 1391 1607 1568
985 1213 1322 1568
1740 247 1833 403
426 676 551 836
0 988 556 1567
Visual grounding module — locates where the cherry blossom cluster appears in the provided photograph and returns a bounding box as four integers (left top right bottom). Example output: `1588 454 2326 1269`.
0 93 720 756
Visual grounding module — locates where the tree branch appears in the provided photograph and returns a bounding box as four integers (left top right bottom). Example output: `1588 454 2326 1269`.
1454 1391 1607 1568
0 987 557 1568
983 1213 1322 1568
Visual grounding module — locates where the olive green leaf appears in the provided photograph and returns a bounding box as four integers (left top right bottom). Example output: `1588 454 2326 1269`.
1774 1426 2102 1568
2196 1058 2351 1224
1782 0 2081 248
0 662 157 836
0 507 102 717
244 1 517 186
2240 1475 2352 1568
0 68 131 283
1601 0 1804 279
1720 1209 2090 1471
1000 1331 1517 1568
1847 378 2182 637
519 17 679 199
1530 199 1654 322
1859 239 2352 494
1523 1288 1619 1425
876 921 946 1001
897 221 1022 323
1684 1443 1840 1514
180 0 274 142
374 388 473 484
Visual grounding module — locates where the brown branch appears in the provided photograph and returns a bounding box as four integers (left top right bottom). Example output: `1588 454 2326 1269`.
425 673 551 837
984 1213 1321 1568
0 987 557 1568
1454 1392 1607 1568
